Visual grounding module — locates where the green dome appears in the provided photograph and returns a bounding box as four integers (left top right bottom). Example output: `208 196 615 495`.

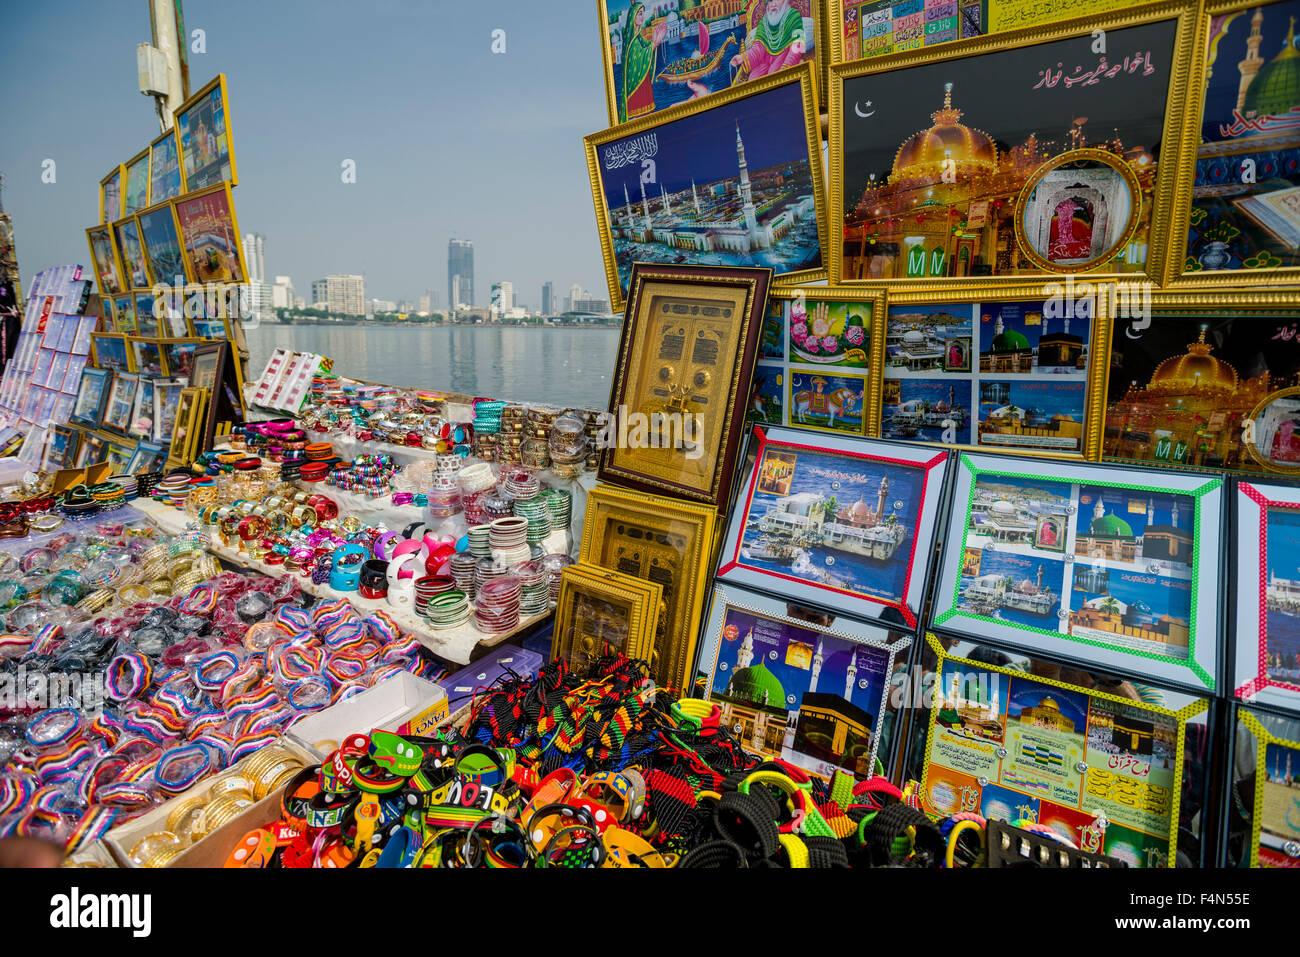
992 328 1031 353
727 662 786 707
1244 20 1300 118
1090 511 1133 537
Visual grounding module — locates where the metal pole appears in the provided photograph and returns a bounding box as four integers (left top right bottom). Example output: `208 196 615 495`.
148 0 187 129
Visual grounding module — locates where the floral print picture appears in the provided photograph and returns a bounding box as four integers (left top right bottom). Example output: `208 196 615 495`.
785 295 871 367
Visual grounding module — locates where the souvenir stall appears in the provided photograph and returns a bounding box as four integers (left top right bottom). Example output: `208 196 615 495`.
0 0 1298 872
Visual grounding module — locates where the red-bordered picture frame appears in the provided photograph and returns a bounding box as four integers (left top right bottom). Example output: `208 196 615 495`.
1236 480 1300 714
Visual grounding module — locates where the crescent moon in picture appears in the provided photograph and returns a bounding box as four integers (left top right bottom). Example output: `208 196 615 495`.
854 102 875 118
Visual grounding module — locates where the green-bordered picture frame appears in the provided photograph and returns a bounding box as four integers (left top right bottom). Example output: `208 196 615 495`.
928 451 1224 691
916 632 1209 868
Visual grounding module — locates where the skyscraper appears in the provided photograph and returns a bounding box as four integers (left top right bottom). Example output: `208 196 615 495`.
567 283 583 312
541 281 553 316
242 233 266 282
311 275 366 316
448 239 474 309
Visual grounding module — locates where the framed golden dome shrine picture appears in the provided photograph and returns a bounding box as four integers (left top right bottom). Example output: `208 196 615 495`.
1102 292 1300 475
827 2 1200 288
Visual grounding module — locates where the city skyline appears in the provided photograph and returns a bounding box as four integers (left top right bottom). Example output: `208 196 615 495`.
0 0 609 307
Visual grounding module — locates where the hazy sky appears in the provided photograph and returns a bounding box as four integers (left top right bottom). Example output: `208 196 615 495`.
0 0 613 309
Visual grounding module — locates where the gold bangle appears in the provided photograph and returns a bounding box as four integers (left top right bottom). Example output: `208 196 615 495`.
252 760 302 800
142 844 186 868
165 795 209 836
207 775 255 802
116 584 153 605
130 831 181 865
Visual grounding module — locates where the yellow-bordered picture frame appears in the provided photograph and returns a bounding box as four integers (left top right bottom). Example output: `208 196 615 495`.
596 0 825 129
99 164 125 225
111 215 150 292
826 1 1200 292
881 280 1113 460
584 61 828 313
122 146 151 217
173 182 249 285
168 386 207 467
148 126 184 204
551 562 663 677
918 632 1208 868
1167 0 1300 287
89 333 133 374
1236 707 1300 867
135 199 191 287
173 73 238 190
128 338 166 378
85 225 124 297
579 483 718 693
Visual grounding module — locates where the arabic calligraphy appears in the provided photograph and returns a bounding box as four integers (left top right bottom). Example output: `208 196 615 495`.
603 133 659 171
1219 105 1300 139
1106 752 1151 777
1273 324 1300 342
1033 51 1155 90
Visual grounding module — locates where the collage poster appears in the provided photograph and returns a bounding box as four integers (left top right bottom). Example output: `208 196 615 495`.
883 297 1090 451
955 473 1196 661
702 603 891 780
923 659 1178 867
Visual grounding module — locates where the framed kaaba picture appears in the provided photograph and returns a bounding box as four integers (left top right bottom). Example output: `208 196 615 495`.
585 63 826 311
579 483 718 693
882 282 1112 459
694 582 911 781
717 425 950 628
917 633 1208 869
598 0 821 127
929 452 1224 691
1235 480 1300 714
598 262 772 506
1173 0 1300 285
828 2 1199 287
1103 292 1300 474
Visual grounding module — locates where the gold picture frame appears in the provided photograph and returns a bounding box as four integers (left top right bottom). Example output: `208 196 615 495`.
1166 0 1300 287
882 280 1114 460
826 1 1201 292
584 62 827 313
174 73 238 190
168 387 208 468
579 484 719 693
596 0 825 128
122 146 151 216
599 262 773 506
552 562 663 677
99 164 125 225
85 225 124 296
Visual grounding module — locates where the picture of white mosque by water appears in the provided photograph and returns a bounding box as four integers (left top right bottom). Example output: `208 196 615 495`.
707 605 890 777
739 444 923 605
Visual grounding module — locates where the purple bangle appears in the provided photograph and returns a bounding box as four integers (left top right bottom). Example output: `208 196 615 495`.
374 531 400 560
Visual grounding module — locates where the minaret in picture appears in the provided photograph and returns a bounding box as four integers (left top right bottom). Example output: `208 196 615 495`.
1094 498 1106 522
877 475 890 519
660 184 673 216
623 182 632 225
639 176 652 231
844 654 857 703
809 637 824 693
1037 564 1044 590
1147 498 1155 524
1237 7 1266 111
736 629 755 671
736 120 759 239
692 178 701 214
1170 499 1180 529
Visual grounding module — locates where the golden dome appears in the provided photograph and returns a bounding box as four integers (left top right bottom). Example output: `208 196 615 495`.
1147 328 1238 393
1037 696 1060 711
891 83 998 181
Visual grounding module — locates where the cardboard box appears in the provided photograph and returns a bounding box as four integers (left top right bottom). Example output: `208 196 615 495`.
287 672 449 757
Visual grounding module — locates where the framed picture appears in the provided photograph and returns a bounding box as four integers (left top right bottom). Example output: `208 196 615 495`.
828 2 1199 286
151 379 187 444
100 164 124 224
111 294 136 334
694 582 911 780
1103 292 1300 474
1235 480 1300 714
134 291 161 337
717 425 950 628
598 262 773 505
598 0 821 126
129 338 165 378
128 440 167 475
747 362 786 427
85 226 123 296
882 282 1112 458
122 147 150 216
551 562 663 676
930 451 1224 691
90 334 131 373
584 63 826 311
1233 708 1300 867
1173 0 1300 285
161 338 203 381
76 431 107 468
148 127 183 204
191 315 232 341
102 373 140 434
174 183 247 284
775 286 883 370
786 370 869 436
136 202 188 287
579 483 718 692
101 434 139 474
916 633 1207 869
175 74 237 190
42 425 79 472
70 368 111 428
112 217 150 290
169 387 207 465
127 378 156 442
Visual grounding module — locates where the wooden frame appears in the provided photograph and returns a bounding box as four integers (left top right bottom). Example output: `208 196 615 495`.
174 73 238 190
597 0 824 128
584 62 826 312
551 562 663 677
598 262 773 506
826 1 1201 291
579 483 718 693
882 280 1113 460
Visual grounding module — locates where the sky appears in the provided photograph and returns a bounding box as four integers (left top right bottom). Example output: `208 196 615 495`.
0 0 612 310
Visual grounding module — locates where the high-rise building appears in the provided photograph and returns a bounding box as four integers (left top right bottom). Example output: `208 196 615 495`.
242 233 266 283
448 239 474 309
311 279 328 306
313 275 366 316
418 294 431 313
567 283 583 313
542 281 553 316
573 296 610 314
490 281 514 319
271 275 295 310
